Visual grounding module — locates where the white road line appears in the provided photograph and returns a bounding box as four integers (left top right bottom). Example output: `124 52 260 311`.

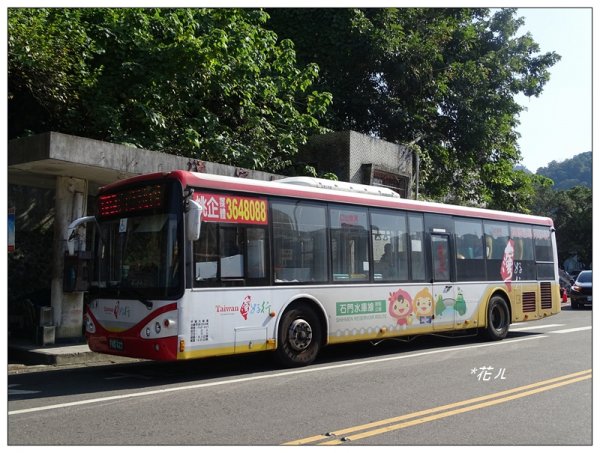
550 326 592 334
105 373 152 381
8 335 547 417
8 384 41 396
510 323 564 332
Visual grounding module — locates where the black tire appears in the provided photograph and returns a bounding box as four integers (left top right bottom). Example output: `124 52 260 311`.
275 307 322 367
483 295 510 341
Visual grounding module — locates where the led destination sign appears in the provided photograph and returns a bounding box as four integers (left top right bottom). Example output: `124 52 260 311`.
99 184 164 217
194 193 268 225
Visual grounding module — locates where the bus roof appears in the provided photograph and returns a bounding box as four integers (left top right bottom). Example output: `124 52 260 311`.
99 170 554 227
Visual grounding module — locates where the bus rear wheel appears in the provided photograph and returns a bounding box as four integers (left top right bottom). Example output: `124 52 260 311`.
483 295 510 341
276 307 321 367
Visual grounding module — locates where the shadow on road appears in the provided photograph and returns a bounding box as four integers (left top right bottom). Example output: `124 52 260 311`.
8 327 550 404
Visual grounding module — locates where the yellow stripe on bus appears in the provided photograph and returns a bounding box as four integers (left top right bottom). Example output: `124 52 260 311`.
177 342 275 360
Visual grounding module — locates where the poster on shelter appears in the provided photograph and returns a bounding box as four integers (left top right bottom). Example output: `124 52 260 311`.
8 207 15 253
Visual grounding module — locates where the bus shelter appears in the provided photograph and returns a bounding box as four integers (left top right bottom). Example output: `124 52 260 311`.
7 132 280 344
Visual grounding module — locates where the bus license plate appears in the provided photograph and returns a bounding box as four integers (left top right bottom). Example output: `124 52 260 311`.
108 338 124 351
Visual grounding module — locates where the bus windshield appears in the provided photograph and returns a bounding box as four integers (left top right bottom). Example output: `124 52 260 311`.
92 211 181 300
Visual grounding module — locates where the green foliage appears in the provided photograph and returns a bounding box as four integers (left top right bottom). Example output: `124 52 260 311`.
266 8 560 210
8 8 332 172
10 7 563 210
529 154 592 267
536 152 592 191
8 8 100 136
530 181 592 267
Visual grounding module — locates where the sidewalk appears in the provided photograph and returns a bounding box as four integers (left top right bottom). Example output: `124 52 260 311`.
8 338 141 372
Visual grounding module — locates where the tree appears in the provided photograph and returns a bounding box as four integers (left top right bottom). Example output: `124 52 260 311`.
530 181 592 267
8 8 332 172
266 8 560 210
8 8 99 138
536 151 592 191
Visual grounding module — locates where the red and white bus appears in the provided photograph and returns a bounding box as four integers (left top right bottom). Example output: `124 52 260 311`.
72 171 560 366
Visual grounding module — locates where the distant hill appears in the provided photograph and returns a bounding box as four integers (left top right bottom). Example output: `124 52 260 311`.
514 164 532 174
535 151 592 191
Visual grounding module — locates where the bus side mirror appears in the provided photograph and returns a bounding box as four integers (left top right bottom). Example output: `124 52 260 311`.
66 215 96 256
187 200 203 241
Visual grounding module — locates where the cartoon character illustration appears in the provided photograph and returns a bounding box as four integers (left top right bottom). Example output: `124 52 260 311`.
500 239 515 291
388 289 413 326
435 294 445 316
240 295 251 320
414 288 434 324
454 290 467 316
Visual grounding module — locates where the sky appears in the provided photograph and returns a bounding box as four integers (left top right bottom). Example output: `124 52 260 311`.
513 7 592 173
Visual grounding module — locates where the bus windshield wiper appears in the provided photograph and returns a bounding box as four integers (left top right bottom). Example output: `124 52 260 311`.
111 284 153 310
123 288 153 310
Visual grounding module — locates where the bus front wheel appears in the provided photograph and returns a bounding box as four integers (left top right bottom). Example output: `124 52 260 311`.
276 307 321 367
483 295 510 341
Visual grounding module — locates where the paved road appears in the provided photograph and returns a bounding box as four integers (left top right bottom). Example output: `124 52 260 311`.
8 306 592 445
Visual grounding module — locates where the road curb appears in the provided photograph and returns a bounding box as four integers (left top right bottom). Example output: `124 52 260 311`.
8 342 141 370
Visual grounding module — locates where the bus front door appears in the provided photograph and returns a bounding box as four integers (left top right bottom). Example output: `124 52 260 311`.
429 234 456 331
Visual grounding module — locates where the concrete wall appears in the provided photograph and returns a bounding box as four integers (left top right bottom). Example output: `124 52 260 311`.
299 130 413 197
8 132 282 193
347 131 413 183
299 131 352 180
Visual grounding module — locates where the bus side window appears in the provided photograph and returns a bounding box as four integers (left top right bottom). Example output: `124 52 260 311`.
330 206 369 282
194 222 218 282
247 227 266 279
509 224 535 280
370 209 408 281
194 223 267 285
455 218 485 281
408 214 425 281
220 226 243 278
272 200 327 283
533 226 554 280
484 221 509 281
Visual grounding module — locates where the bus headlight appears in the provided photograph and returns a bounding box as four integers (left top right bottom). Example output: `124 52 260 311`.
140 310 178 339
83 314 96 334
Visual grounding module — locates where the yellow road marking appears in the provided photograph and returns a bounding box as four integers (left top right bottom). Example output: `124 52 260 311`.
282 369 592 446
